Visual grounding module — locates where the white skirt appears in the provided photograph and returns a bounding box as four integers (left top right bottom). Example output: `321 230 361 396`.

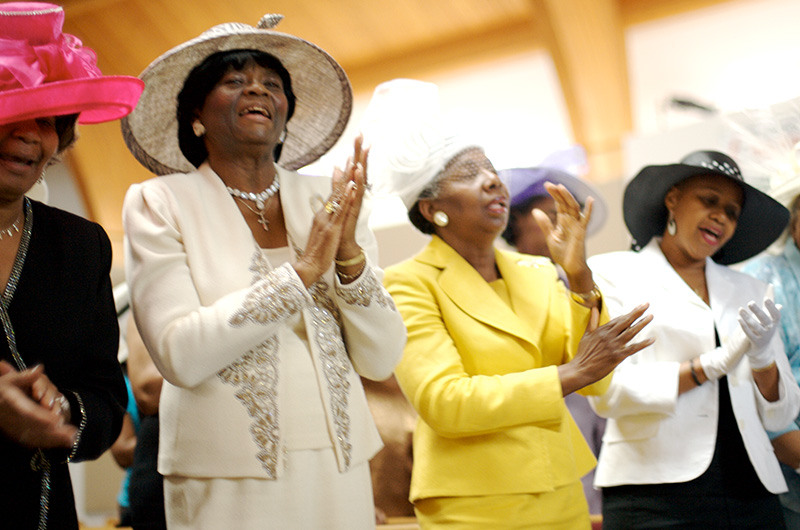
164 447 375 529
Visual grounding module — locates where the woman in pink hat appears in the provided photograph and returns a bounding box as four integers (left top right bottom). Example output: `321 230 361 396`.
0 3 143 529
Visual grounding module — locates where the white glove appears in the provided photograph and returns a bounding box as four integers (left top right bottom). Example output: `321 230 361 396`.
699 323 749 381
738 298 782 370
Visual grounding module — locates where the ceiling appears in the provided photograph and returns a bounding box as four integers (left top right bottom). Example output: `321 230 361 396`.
54 0 732 262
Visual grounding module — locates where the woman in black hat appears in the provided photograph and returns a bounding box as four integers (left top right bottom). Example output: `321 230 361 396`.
587 150 800 528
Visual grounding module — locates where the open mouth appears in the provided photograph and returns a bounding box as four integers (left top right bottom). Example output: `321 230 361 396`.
240 105 272 119
0 152 37 167
488 196 509 214
700 226 723 244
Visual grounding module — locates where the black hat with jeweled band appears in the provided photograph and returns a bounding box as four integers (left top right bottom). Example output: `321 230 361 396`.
623 150 789 265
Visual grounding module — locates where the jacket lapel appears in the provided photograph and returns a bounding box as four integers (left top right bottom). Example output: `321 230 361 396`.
641 240 708 311
707 259 738 337
421 237 542 349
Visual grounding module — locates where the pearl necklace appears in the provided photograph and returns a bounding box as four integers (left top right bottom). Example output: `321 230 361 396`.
0 213 22 240
226 175 280 210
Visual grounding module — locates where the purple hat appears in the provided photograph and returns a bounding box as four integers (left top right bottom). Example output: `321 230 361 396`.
499 166 608 236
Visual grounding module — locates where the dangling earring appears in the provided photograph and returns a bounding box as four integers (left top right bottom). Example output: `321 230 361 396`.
667 212 677 236
433 211 449 227
192 120 205 137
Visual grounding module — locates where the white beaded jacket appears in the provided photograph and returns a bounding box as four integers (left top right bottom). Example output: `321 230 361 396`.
123 163 406 479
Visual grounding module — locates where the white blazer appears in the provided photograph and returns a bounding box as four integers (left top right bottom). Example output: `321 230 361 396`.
123 163 406 479
588 240 800 493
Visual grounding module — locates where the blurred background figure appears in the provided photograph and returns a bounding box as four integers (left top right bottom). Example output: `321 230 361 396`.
125 316 167 530
109 283 139 528
589 150 798 529
361 375 416 522
743 189 800 527
498 148 609 516
0 3 141 529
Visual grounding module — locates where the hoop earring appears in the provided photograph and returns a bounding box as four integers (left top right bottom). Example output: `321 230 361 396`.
667 212 677 236
192 120 205 137
433 211 449 227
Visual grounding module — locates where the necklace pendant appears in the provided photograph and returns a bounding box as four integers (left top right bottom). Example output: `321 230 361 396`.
258 213 270 231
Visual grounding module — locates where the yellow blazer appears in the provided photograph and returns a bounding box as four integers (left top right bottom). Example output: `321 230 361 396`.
385 236 610 501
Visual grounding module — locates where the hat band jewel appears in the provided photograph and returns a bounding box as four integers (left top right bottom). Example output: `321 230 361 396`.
697 159 741 178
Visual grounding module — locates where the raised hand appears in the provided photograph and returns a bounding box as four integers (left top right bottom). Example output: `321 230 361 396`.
533 181 594 286
739 298 782 369
336 134 369 261
292 178 355 288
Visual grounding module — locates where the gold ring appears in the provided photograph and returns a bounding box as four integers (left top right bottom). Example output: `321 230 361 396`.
324 201 340 214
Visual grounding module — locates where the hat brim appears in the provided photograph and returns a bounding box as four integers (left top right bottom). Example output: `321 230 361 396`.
623 164 789 264
121 28 352 175
0 76 144 125
500 167 608 236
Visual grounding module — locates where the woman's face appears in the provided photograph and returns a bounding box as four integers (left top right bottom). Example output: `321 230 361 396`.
197 61 289 159
0 117 58 201
424 148 510 240
664 173 743 261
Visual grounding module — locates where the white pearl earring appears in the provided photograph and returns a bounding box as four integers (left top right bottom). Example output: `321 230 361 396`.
433 211 449 227
192 120 206 137
667 213 677 236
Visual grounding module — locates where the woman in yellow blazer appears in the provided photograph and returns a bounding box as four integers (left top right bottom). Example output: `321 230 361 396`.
365 79 654 529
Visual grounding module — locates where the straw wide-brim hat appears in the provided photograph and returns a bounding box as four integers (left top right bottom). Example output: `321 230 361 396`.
121 14 352 175
499 166 608 236
624 150 789 265
0 2 143 126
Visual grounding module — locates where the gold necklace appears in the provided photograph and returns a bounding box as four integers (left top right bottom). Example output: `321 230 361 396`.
0 213 22 240
235 195 273 231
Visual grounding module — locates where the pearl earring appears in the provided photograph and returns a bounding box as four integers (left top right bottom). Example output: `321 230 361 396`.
192 120 206 137
433 211 449 227
667 212 677 236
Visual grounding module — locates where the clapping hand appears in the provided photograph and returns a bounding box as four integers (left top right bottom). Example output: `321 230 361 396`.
739 298 781 370
0 361 76 449
533 182 594 278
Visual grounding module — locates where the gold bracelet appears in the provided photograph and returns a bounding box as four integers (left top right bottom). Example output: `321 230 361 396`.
337 261 366 283
334 250 365 267
569 284 601 306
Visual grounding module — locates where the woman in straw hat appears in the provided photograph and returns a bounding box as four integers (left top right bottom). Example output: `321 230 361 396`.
366 78 653 529
121 13 405 530
743 189 800 527
0 2 143 529
587 150 800 528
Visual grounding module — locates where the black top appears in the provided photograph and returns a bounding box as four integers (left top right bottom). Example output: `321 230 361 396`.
0 200 127 530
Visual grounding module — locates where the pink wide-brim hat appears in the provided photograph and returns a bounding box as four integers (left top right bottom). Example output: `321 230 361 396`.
0 2 143 125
